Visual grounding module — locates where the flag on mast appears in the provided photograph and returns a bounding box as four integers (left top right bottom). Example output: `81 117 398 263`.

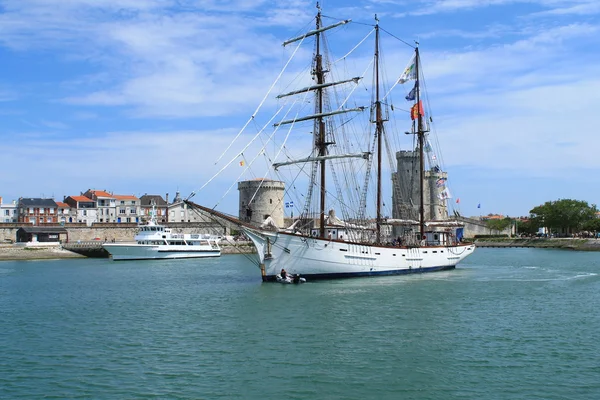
439 188 452 200
405 82 417 101
398 53 417 84
411 101 424 120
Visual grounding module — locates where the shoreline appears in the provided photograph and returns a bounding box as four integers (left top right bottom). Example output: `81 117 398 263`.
0 245 86 261
4 238 600 261
474 238 600 251
0 243 256 261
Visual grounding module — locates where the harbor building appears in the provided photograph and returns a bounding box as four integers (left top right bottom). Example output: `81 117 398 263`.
393 150 449 222
238 179 285 228
0 197 18 223
17 198 59 225
64 195 97 226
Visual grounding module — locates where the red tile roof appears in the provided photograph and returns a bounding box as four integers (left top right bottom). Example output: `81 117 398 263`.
70 195 94 202
89 190 113 198
55 202 70 208
113 194 139 200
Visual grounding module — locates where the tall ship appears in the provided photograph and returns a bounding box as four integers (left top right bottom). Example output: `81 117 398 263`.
103 206 221 261
186 4 474 280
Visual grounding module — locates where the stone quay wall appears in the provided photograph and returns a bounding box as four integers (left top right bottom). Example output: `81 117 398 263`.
0 223 229 244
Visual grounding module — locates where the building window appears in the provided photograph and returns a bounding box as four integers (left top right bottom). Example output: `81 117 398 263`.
29 208 34 214
83 210 87 216
120 201 125 205
130 209 136 214
131 201 136 205
50 208 55 214
270 199 272 204
29 217 35 223
3 210 8 216
120 208 126 214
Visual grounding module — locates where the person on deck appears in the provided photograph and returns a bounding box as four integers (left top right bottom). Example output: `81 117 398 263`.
280 268 287 279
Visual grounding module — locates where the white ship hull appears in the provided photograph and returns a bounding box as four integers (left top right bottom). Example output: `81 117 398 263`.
103 243 221 261
244 228 474 281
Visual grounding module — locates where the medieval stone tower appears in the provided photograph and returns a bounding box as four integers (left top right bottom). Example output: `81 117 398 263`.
393 150 448 222
238 179 285 228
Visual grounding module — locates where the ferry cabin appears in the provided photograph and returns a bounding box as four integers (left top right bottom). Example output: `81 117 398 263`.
136 224 219 249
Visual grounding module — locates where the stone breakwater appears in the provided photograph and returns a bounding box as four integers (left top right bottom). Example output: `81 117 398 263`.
475 238 600 251
0 245 85 261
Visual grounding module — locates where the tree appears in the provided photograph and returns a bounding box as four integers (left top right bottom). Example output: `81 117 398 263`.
486 217 512 232
582 218 600 233
515 219 539 235
529 199 597 234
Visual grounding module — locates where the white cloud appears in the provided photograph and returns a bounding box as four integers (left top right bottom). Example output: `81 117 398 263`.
0 128 246 202
1 0 600 215
534 1 600 16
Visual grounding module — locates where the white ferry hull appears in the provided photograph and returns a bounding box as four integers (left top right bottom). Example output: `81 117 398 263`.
103 243 221 261
243 229 474 281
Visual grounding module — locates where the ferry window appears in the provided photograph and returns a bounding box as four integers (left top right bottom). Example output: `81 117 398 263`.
270 199 272 204
434 234 439 240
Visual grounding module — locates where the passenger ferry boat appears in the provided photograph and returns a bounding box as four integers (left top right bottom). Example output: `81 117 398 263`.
103 209 221 261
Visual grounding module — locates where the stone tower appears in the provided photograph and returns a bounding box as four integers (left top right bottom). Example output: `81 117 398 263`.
393 150 448 222
238 179 285 228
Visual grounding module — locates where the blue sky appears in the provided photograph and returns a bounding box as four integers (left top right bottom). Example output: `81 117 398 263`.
1 0 599 218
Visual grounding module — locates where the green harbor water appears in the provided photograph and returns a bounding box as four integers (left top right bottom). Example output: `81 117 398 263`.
1 248 599 399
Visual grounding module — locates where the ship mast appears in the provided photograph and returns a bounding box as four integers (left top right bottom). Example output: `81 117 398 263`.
374 17 383 244
315 4 327 239
415 46 425 240
277 5 362 239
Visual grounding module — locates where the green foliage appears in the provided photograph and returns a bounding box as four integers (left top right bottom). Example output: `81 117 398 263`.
474 234 510 239
582 218 600 232
515 219 539 235
529 199 598 233
486 217 512 231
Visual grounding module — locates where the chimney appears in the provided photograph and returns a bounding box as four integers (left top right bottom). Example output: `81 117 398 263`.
166 193 169 204
0 196 2 205
165 193 169 223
